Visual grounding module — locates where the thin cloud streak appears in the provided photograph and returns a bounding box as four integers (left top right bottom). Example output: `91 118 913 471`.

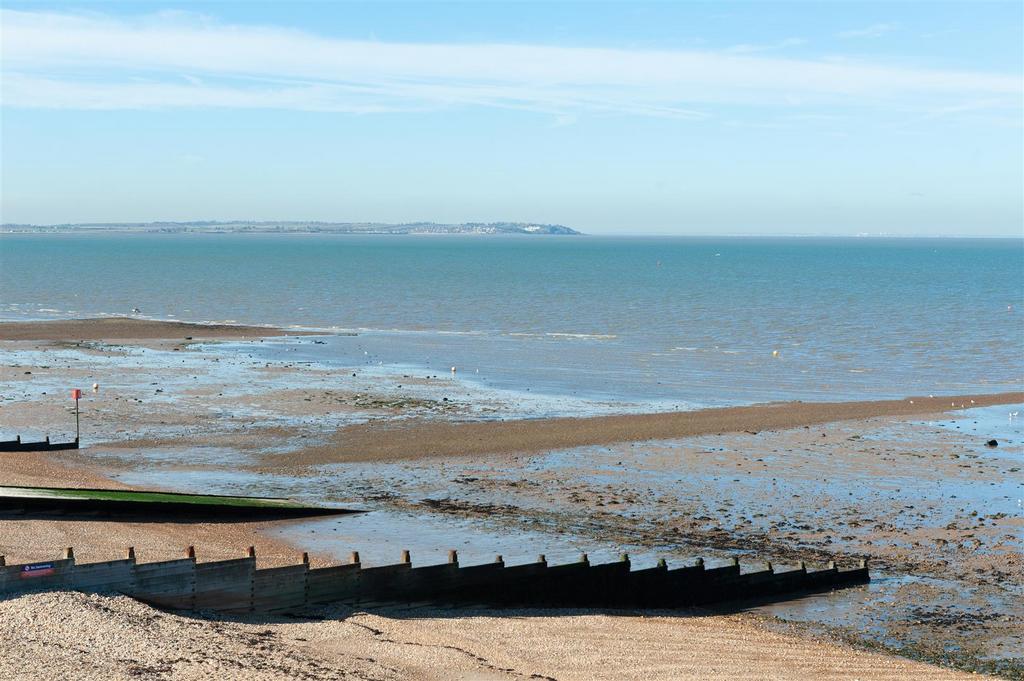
838 23 899 39
723 37 807 54
1 10 1019 118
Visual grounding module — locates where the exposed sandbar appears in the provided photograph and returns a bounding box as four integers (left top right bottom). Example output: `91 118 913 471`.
275 391 1024 465
0 317 316 341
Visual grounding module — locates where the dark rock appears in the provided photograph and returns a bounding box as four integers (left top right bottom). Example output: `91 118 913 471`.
986 439 998 447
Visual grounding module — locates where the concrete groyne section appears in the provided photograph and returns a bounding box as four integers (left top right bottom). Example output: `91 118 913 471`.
0 547 869 614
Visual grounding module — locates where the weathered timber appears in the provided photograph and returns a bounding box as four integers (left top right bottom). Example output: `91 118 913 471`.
0 485 356 521
0 436 79 452
0 548 871 615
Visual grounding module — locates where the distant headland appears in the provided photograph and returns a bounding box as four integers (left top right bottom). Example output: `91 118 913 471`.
1 221 581 235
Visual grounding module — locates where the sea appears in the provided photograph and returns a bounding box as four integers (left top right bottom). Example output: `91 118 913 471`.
1 233 1021 408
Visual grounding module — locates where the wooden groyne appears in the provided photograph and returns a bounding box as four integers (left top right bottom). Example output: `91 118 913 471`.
0 436 79 452
0 547 870 614
0 486 356 521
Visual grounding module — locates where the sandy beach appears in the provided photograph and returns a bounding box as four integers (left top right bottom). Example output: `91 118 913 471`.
271 391 1024 465
0 590 984 681
1 319 1020 679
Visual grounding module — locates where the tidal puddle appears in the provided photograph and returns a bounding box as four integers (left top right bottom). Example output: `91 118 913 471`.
266 508 672 569
758 571 1023 661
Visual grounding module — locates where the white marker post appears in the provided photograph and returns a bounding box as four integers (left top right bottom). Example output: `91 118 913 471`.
71 388 82 444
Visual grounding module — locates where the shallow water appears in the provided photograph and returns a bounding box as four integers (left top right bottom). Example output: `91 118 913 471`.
759 572 1023 661
3 234 1021 406
266 510 668 570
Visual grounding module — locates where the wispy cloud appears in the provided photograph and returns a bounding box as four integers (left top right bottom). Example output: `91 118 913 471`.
1 10 1018 120
724 37 807 54
838 23 899 39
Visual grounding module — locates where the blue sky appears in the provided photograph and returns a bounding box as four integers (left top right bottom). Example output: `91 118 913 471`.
1 1 1021 235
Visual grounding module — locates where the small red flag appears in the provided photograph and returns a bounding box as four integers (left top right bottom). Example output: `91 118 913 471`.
71 389 82 400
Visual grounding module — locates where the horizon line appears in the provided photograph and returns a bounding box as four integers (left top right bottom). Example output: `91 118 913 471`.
2 224 1021 239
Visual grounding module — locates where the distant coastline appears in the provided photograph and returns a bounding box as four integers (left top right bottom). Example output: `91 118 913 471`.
0 221 581 236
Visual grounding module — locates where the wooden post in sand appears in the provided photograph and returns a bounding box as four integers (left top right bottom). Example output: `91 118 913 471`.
70 389 82 443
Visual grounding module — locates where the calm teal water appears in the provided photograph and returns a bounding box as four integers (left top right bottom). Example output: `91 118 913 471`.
1 234 1021 405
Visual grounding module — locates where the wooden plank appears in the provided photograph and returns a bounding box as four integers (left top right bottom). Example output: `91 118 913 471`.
70 559 136 592
356 563 411 604
253 565 308 613
306 564 361 604
0 559 73 594
487 561 550 606
578 560 631 608
195 558 254 612
405 563 460 601
623 564 667 608
435 562 504 603
528 560 589 607
704 563 741 580
131 559 195 610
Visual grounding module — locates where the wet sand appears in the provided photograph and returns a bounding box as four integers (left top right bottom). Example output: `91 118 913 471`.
0 317 316 341
1 328 1019 678
272 391 1024 465
0 449 993 680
